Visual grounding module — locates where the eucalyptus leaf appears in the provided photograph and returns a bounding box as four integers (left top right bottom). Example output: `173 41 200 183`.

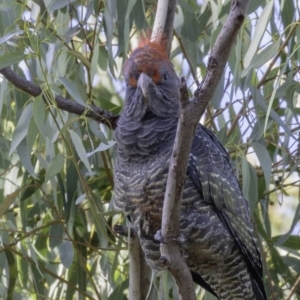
49 224 64 249
32 96 46 136
0 29 24 45
75 193 86 205
251 86 294 137
251 142 272 189
4 250 17 299
69 129 93 176
67 50 91 68
58 77 87 107
17 138 38 179
45 153 65 182
248 163 258 215
48 0 77 11
9 103 33 156
241 153 250 203
273 235 300 250
59 241 74 268
244 0 274 68
125 0 137 20
0 2 13 12
0 52 26 69
86 141 115 157
241 40 280 77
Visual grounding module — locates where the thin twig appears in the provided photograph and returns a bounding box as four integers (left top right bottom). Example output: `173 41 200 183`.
286 275 300 300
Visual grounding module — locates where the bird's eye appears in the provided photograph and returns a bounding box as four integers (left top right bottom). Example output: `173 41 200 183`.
163 73 168 81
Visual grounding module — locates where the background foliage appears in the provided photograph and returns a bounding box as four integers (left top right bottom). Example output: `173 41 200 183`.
0 0 299 299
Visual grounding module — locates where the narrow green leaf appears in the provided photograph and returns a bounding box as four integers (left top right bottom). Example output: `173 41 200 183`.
30 1 40 21
0 77 7 115
249 117 273 142
125 0 137 20
59 241 74 268
282 256 300 274
9 103 32 155
67 50 91 68
75 193 86 205
244 0 274 68
58 77 87 107
241 153 250 202
98 45 108 71
241 40 280 77
273 235 300 250
0 52 26 69
29 244 43 276
264 44 299 135
275 203 300 246
211 71 225 109
248 0 266 13
4 250 17 299
20 169 46 201
74 229 87 294
86 141 115 157
49 223 64 249
48 0 77 11
103 1 116 78
45 43 55 73
45 153 65 182
251 142 272 188
0 2 13 12
281 0 295 29
17 137 38 179
30 261 46 296
253 211 269 240
91 39 99 83
108 283 128 300
0 29 23 45
69 130 93 175
0 189 20 217
32 96 46 136
251 86 294 137
132 0 147 30
248 163 258 215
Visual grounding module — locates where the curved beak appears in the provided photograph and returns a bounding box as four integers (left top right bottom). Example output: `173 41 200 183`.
137 73 152 101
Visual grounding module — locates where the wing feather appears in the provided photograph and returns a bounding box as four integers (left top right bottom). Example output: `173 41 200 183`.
188 124 266 299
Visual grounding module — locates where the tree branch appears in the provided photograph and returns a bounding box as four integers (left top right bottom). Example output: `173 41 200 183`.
163 0 178 55
160 78 196 300
0 67 119 129
158 1 251 299
152 0 178 54
129 233 141 300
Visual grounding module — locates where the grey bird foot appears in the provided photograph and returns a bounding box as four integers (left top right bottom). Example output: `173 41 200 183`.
154 230 166 244
155 230 187 244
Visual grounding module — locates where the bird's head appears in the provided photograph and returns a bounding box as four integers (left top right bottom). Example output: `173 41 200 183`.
122 36 180 120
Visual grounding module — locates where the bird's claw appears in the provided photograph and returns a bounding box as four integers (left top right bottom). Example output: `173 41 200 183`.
155 230 187 244
154 230 167 244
